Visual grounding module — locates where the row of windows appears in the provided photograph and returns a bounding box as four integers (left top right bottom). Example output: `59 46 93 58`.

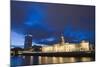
42 45 89 52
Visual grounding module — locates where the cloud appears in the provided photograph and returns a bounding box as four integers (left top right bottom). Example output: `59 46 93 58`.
11 31 25 47
11 1 95 47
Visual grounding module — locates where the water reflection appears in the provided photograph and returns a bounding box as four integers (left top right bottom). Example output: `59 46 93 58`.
24 56 31 65
81 57 91 62
11 56 94 66
11 56 24 67
63 57 76 63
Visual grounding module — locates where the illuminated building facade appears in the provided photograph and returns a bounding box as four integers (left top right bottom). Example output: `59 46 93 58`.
42 35 90 52
80 40 90 51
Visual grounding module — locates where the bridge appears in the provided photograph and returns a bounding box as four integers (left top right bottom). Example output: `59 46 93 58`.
16 51 95 57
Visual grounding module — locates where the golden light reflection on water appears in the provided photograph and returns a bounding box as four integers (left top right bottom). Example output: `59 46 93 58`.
59 57 63 63
38 56 92 64
63 57 76 63
39 56 41 64
52 57 63 63
25 56 93 65
81 57 91 62
30 56 33 65
52 57 58 64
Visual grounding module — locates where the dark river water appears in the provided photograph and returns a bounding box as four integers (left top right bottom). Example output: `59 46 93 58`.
11 55 95 67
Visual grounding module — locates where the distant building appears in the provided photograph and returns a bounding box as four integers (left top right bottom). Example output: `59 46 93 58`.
32 45 42 52
24 34 32 49
42 35 90 52
11 47 23 56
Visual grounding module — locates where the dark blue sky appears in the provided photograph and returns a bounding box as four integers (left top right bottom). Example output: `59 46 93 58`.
11 1 95 47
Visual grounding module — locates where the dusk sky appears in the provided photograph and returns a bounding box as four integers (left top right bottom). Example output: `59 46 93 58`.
11 1 95 48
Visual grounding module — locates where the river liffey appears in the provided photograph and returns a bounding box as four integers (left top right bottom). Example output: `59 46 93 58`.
11 55 95 67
